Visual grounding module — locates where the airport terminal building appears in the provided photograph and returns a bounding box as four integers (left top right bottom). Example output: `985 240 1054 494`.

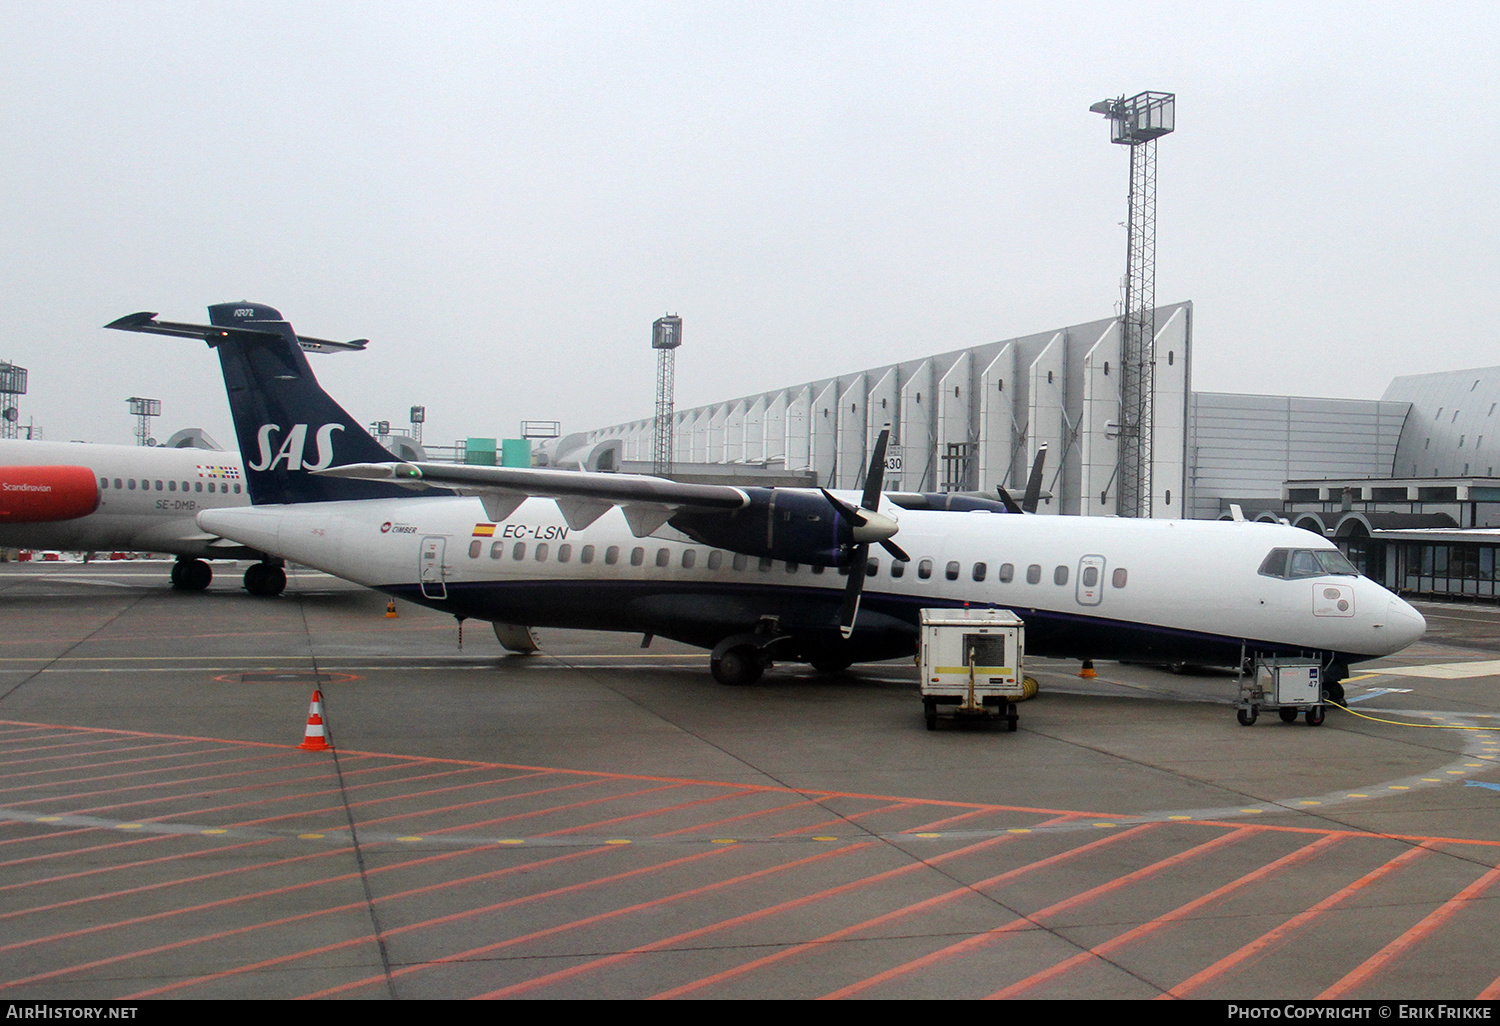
575 303 1500 602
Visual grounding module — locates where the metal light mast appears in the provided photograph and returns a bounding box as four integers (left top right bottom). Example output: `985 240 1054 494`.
127 396 161 447
0 362 26 440
651 314 682 477
1091 91 1174 518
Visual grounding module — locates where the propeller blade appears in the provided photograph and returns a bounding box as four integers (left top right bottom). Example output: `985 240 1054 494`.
1022 443 1048 514
839 544 869 638
862 429 890 511
819 487 866 528
880 538 911 564
838 427 901 638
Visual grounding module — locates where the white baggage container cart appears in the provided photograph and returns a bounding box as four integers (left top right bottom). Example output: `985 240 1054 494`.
919 608 1032 731
1236 656 1326 727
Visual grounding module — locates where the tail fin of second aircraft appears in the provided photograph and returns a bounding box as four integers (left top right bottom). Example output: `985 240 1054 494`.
108 303 439 505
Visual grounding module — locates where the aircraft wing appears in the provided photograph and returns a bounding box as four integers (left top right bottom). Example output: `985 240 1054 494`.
314 462 749 535
105 312 368 353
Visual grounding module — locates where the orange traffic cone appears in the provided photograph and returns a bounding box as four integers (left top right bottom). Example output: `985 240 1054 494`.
385 600 398 618
297 689 332 751
1079 659 1097 678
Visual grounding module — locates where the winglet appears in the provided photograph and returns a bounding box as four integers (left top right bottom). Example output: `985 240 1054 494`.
104 311 160 330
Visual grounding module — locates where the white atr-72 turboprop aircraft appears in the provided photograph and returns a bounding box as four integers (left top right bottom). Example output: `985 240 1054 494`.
108 303 1427 697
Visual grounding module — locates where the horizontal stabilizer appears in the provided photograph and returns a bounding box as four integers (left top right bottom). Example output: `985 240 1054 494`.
292 334 369 354
105 312 367 354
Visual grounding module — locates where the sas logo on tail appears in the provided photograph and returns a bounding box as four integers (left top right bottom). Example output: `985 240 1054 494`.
249 424 344 472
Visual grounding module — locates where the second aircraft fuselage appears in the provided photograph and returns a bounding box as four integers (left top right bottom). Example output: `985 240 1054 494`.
0 439 249 556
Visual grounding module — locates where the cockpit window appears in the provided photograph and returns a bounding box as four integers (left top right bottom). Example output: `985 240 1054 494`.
1314 549 1359 575
1258 549 1288 578
1259 547 1359 579
1289 550 1323 578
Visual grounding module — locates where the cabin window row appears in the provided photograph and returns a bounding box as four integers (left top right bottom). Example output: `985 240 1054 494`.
462 541 1127 587
896 559 1126 588
99 477 241 494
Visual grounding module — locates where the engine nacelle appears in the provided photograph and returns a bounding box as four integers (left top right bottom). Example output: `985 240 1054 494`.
887 492 1012 513
669 488 852 567
0 466 100 523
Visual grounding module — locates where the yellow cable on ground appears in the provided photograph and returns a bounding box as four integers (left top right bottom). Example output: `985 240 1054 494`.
1326 701 1500 730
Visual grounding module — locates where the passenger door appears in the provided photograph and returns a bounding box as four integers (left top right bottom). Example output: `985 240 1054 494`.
419 536 448 600
1076 554 1106 606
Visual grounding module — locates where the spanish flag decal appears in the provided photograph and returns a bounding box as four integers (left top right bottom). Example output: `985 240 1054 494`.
472 523 496 537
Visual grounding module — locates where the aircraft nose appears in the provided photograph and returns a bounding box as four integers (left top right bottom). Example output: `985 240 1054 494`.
1380 594 1426 653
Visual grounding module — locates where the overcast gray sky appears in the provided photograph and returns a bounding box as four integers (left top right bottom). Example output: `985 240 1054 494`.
3 1 1496 448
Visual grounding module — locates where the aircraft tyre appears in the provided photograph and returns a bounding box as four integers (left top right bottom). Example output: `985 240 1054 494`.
1237 706 1257 726
1306 706 1325 726
244 563 286 597
1324 662 1349 704
172 558 212 592
1279 707 1300 724
711 644 764 686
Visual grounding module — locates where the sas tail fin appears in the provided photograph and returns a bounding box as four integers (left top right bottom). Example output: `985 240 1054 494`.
107 303 435 505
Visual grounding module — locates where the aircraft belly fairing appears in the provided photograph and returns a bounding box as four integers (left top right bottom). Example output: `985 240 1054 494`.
375 574 1400 668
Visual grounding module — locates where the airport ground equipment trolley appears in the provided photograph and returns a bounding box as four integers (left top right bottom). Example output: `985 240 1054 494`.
919 608 1032 731
1236 656 1326 727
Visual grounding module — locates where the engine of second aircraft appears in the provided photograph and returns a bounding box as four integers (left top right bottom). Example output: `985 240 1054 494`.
668 488 855 568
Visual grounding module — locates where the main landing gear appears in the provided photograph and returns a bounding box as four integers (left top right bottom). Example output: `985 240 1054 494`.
711 640 765 685
710 617 790 686
170 557 212 592
243 560 287 597
809 657 852 674
171 558 285 596
711 643 857 684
